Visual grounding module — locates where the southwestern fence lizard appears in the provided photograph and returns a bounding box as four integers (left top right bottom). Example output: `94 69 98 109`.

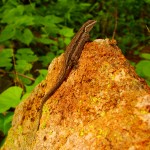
37 20 97 130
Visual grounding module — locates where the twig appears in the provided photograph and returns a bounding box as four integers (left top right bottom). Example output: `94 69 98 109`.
12 49 20 85
112 9 118 39
146 25 150 34
8 71 35 81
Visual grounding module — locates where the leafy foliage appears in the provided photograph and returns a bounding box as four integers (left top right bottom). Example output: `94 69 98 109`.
136 53 150 85
0 86 23 113
0 49 13 69
0 112 13 147
0 0 149 146
0 86 22 146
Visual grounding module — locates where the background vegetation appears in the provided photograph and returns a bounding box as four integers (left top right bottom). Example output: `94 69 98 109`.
0 0 150 146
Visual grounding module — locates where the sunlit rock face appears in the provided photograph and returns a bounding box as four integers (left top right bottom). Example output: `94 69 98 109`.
2 39 150 150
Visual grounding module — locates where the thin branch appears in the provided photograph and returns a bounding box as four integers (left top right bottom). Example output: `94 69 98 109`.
8 71 35 81
12 49 20 84
146 25 150 34
112 9 118 39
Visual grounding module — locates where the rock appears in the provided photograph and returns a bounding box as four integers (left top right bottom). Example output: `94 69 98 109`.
2 39 150 149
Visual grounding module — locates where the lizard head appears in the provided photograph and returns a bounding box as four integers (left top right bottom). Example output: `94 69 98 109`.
84 20 97 33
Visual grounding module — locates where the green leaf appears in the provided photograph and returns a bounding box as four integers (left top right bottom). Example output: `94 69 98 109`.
25 70 47 93
21 93 30 101
0 86 23 113
43 15 63 25
143 63 150 78
140 53 150 60
16 60 32 73
59 27 74 37
39 52 55 67
17 28 33 45
0 49 13 69
136 60 150 78
23 28 34 45
38 69 48 76
18 73 33 85
0 25 15 42
16 48 38 63
144 0 150 4
34 15 45 25
36 38 57 45
34 15 62 26
64 37 72 45
145 80 150 86
2 5 24 24
0 112 13 135
15 15 34 26
41 23 60 35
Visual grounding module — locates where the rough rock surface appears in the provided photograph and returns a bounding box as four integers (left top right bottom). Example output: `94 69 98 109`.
1 39 150 150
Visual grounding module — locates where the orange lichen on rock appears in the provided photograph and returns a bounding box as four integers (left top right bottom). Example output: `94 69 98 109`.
2 39 150 150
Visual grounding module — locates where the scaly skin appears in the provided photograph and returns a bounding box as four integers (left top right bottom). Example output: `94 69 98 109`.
37 20 97 130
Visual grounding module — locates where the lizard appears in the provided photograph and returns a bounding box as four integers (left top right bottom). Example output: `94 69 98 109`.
37 20 97 130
